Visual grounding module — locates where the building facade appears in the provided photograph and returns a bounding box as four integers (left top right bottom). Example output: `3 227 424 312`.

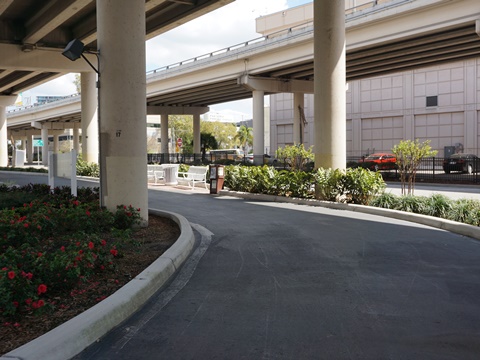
271 59 479 158
265 1 480 158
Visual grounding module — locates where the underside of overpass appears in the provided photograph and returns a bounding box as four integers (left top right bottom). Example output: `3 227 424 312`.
147 19 480 107
0 0 233 96
6 0 480 130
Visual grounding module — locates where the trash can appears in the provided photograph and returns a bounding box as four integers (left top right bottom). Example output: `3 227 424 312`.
209 164 224 194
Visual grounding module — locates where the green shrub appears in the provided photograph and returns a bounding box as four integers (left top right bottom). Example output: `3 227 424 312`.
0 166 48 173
448 199 480 226
76 155 99 177
342 167 385 205
424 193 453 218
314 168 344 202
0 187 140 318
370 193 400 209
275 144 314 172
273 170 316 198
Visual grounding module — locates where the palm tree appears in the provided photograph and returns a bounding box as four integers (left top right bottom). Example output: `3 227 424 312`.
235 125 253 154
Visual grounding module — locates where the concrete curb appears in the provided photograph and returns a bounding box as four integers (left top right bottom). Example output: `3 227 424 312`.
219 190 480 241
0 209 195 360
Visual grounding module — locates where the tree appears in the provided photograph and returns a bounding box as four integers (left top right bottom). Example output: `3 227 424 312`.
164 117 238 153
169 115 193 153
201 121 237 149
392 139 437 195
200 132 218 151
234 125 253 153
73 74 81 94
275 143 314 171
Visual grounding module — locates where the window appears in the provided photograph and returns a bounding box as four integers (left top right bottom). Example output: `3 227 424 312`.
426 96 438 107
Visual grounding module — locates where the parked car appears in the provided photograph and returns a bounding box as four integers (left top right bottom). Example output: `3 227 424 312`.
360 153 397 171
246 154 278 165
443 153 479 174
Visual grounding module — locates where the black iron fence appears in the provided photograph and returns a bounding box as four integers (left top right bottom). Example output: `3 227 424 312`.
147 153 276 167
147 153 480 185
348 156 480 184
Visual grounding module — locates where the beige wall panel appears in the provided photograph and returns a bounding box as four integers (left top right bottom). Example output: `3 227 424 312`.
361 117 403 154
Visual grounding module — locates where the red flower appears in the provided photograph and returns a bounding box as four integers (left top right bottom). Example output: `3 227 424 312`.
7 271 15 280
13 301 19 308
60 246 65 252
88 242 94 250
110 249 118 257
25 298 32 305
13 322 20 327
38 252 43 257
101 239 107 246
23 223 29 228
37 284 47 295
78 250 83 255
86 210 91 216
37 300 45 308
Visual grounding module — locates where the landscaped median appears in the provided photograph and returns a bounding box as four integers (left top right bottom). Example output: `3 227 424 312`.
0 209 194 360
218 189 480 242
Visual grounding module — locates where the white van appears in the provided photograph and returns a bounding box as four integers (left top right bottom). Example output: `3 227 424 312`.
208 149 244 161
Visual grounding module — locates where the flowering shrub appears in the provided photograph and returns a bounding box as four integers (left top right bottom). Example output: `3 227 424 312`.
0 185 141 318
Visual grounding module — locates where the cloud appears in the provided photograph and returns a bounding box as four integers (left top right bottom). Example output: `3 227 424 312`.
146 0 288 71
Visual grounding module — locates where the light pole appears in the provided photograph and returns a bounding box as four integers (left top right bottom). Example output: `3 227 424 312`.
62 39 104 206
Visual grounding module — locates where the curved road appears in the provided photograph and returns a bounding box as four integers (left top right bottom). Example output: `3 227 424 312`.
2 173 480 359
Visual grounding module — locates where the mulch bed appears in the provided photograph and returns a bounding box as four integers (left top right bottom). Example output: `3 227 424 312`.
0 215 180 355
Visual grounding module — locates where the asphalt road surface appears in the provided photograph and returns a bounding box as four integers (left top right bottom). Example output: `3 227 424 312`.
3 172 480 359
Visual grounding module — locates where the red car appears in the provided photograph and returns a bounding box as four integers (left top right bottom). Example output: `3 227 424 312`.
360 153 397 171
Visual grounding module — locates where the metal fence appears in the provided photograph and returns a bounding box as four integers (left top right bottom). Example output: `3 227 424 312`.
348 156 480 184
148 154 480 185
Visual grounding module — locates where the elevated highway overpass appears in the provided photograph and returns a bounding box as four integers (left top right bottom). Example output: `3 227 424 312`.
7 0 480 132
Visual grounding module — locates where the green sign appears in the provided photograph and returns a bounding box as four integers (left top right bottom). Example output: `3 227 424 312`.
33 139 44 147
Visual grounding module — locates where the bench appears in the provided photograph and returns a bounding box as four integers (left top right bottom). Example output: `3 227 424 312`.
147 164 165 184
176 166 208 189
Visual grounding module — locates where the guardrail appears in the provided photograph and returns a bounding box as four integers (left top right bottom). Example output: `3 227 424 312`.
146 0 411 77
7 94 80 115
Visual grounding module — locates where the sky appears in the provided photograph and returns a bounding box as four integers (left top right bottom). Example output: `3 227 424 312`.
20 0 313 121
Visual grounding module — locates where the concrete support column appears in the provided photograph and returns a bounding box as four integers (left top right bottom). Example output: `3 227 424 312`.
41 128 48 165
253 90 265 165
464 60 477 153
81 72 98 163
314 0 346 170
0 95 17 166
160 115 169 163
97 0 148 222
73 128 80 152
193 113 201 156
53 135 59 153
26 135 33 164
293 93 304 144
